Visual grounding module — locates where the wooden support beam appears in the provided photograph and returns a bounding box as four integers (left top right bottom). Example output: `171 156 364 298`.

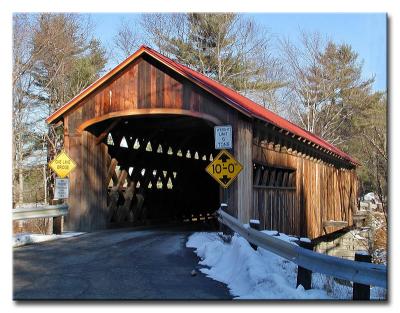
322 220 348 228
106 158 118 186
53 216 63 234
95 118 121 145
116 170 128 190
115 180 136 222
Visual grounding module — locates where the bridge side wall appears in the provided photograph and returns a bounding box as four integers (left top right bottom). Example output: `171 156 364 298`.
252 140 358 239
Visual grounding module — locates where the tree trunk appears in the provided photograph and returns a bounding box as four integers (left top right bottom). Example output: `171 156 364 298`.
18 167 24 204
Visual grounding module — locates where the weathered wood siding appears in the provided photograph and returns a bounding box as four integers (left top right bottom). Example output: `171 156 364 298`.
70 55 238 131
64 129 109 231
62 56 252 230
252 142 357 239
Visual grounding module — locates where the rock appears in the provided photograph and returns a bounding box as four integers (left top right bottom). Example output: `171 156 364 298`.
191 269 197 276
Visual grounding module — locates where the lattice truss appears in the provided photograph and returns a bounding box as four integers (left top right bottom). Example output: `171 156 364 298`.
105 132 215 223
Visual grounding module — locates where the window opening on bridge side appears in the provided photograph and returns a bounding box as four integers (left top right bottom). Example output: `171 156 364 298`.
253 163 296 188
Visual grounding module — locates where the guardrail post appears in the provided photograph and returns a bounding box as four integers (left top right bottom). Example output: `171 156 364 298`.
249 219 260 250
219 204 233 240
353 253 372 300
296 241 314 290
53 216 63 235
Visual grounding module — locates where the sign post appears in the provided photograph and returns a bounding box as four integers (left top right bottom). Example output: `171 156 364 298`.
213 125 234 207
48 150 76 234
206 149 241 237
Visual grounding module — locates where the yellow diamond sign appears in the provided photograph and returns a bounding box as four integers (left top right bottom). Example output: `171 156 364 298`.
49 151 77 178
206 149 243 188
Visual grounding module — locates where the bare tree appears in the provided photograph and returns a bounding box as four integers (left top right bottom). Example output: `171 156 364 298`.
280 31 376 146
139 13 286 111
111 18 142 63
29 13 107 201
353 95 387 221
140 13 187 56
12 13 107 205
12 14 47 206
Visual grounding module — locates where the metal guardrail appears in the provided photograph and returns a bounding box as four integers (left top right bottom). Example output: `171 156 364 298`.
217 207 387 289
12 204 69 221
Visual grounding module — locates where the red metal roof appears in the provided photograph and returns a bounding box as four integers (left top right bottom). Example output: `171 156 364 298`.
142 46 357 165
47 45 358 166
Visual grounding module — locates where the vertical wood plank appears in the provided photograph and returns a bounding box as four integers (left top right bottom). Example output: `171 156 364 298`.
235 115 253 224
150 65 157 107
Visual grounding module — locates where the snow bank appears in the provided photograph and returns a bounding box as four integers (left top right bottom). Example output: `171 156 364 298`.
13 232 85 247
187 232 387 300
187 232 330 299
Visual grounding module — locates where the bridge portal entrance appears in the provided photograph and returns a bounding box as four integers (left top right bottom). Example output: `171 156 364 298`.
85 114 220 228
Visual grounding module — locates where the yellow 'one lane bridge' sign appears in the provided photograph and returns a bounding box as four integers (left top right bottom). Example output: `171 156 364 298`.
205 149 243 188
49 150 77 178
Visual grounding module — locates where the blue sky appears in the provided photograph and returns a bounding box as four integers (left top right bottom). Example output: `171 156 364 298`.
90 13 387 92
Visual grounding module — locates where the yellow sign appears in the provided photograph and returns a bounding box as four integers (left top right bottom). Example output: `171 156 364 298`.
205 149 243 188
49 151 77 178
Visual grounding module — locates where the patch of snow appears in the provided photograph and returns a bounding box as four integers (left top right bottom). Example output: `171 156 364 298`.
355 250 369 256
300 237 311 243
262 230 279 236
187 232 330 299
312 273 386 300
249 219 260 224
350 230 368 241
372 248 387 265
13 231 85 247
363 192 376 201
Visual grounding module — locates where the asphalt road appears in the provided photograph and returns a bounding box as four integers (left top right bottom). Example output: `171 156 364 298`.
13 225 232 300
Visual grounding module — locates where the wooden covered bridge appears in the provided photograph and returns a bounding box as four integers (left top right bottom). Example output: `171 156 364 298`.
47 45 358 239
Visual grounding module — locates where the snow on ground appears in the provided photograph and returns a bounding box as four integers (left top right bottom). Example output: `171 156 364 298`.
187 232 387 300
13 232 85 248
187 232 329 299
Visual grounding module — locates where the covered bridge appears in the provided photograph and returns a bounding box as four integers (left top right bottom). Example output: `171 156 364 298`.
47 45 358 239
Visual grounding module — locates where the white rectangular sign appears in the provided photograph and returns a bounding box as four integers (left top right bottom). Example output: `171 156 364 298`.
54 178 69 199
214 125 232 150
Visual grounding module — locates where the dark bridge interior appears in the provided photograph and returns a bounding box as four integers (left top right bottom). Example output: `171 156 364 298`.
87 114 220 227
